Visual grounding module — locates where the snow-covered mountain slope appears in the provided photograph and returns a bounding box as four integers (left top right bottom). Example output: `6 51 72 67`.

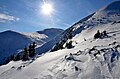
0 1 120 79
22 32 48 46
36 1 120 55
0 30 33 65
37 28 64 40
23 28 64 46
0 28 63 65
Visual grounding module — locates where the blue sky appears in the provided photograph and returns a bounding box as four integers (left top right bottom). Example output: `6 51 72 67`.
0 0 118 32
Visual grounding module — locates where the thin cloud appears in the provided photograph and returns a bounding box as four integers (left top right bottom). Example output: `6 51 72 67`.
0 13 20 23
63 23 71 27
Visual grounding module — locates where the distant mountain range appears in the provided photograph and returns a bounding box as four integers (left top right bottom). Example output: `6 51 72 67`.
0 28 63 65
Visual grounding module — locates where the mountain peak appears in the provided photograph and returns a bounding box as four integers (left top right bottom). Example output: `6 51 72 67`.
104 1 120 11
37 28 64 38
37 28 64 33
1 30 15 33
0 30 20 35
98 1 120 14
90 1 120 22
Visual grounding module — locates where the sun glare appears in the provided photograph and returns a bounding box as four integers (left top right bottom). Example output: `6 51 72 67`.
42 3 53 15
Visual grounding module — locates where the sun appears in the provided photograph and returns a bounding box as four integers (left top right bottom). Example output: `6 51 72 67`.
41 3 53 15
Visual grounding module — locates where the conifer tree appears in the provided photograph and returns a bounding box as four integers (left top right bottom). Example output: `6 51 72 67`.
94 30 101 39
10 55 14 60
29 42 36 57
14 54 20 61
103 30 108 37
5 58 10 64
66 41 73 49
22 47 29 61
28 44 32 57
32 42 36 57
